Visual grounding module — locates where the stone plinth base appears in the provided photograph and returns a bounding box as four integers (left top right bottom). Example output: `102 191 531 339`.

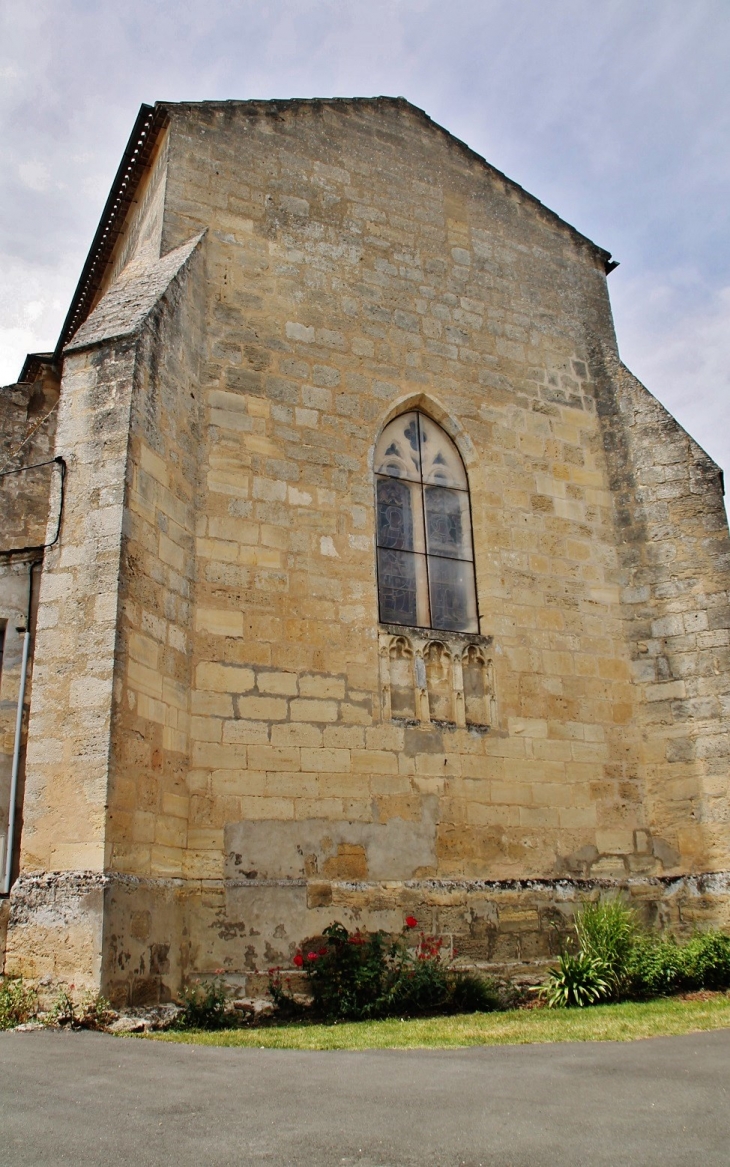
3 870 729 1005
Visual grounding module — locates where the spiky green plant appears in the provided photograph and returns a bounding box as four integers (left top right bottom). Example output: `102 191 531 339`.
574 899 637 997
543 952 611 1008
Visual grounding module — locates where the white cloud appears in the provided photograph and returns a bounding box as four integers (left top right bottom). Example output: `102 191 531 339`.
0 0 728 475
0 256 75 382
613 276 730 476
18 161 50 191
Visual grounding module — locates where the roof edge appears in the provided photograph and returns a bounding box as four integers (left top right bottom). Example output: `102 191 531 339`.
154 95 617 270
63 232 205 357
45 94 617 379
51 102 170 365
18 352 55 384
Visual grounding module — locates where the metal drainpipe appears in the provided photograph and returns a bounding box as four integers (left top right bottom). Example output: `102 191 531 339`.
2 562 37 896
0 460 65 894
3 630 30 895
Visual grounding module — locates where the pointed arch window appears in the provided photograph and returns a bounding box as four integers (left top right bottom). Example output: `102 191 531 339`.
374 411 478 633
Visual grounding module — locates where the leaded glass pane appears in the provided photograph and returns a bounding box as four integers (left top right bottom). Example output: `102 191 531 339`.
375 410 477 633
418 414 467 489
424 486 473 561
428 555 478 633
373 412 421 482
377 549 429 627
376 477 425 554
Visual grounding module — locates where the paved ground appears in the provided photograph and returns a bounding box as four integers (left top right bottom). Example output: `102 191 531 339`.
1 1029 729 1166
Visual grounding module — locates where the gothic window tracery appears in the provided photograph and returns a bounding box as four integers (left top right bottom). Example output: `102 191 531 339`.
374 411 478 633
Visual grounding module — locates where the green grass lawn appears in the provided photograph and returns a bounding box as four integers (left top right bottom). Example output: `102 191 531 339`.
145 993 730 1050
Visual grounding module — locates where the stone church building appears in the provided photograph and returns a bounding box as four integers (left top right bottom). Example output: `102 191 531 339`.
1 98 729 1005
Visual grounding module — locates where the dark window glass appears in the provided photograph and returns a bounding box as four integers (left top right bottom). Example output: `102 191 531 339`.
376 548 418 625
424 485 470 559
428 556 477 633
377 477 414 550
374 412 478 633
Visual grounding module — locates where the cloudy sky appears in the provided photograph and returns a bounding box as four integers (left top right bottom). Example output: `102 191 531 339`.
1 0 728 480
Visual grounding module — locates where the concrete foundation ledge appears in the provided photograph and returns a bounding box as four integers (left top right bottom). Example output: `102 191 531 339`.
2 869 729 1004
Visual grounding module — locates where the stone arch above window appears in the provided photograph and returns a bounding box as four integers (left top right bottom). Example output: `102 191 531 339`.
374 411 478 634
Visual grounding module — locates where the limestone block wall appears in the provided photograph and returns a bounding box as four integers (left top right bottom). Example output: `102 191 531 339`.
5 98 729 1001
151 99 728 987
3 341 138 987
595 352 730 873
106 247 204 883
94 124 170 306
0 372 59 958
0 376 60 553
101 99 649 987
99 238 205 1000
155 101 648 912
4 234 204 991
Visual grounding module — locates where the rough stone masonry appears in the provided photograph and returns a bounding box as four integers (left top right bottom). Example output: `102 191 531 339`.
0 97 728 1006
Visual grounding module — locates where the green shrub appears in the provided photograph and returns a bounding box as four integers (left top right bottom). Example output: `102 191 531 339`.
543 952 611 1008
681 930 730 991
575 899 637 997
626 937 686 998
563 898 730 1005
371 944 450 1016
627 929 730 998
444 970 503 1014
304 923 388 1020
272 921 502 1022
0 977 38 1030
175 980 233 1030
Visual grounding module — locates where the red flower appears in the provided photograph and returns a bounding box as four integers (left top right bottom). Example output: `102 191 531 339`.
293 953 304 967
405 916 418 929
307 951 318 962
319 947 327 956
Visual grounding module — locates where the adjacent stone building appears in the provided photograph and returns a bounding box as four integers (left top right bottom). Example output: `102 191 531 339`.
1 97 728 1005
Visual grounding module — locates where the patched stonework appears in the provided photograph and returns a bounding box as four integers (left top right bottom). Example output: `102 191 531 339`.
1 97 728 1004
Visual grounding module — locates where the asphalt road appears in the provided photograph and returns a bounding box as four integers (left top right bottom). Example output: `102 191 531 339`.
1 1029 729 1166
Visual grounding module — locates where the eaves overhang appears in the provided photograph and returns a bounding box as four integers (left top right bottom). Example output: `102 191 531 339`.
50 102 169 366
17 352 55 385
30 95 617 382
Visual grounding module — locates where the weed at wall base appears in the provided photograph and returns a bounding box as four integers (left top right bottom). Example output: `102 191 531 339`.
543 898 730 1008
0 977 38 1029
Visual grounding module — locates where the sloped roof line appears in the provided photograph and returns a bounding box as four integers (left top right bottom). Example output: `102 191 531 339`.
64 232 205 355
44 95 616 380
50 102 170 366
156 95 617 270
